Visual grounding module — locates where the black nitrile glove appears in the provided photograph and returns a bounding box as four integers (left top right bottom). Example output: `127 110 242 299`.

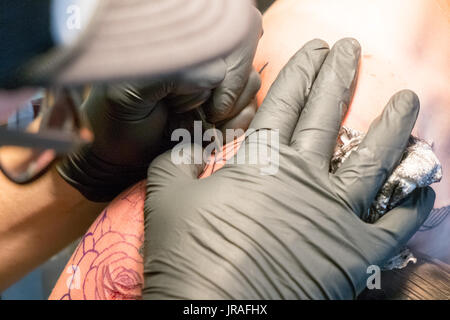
142 38 435 299
57 9 262 202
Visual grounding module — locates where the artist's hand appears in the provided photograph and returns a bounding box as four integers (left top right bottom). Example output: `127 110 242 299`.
142 38 435 299
201 7 262 133
57 8 262 202
167 6 263 136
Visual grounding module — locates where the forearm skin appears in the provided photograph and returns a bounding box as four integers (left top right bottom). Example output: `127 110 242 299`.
0 165 106 290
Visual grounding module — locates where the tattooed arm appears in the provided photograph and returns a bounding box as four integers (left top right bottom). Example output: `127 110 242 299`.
50 182 146 300
49 138 244 300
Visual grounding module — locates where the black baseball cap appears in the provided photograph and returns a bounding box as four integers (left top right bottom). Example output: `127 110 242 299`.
0 0 254 89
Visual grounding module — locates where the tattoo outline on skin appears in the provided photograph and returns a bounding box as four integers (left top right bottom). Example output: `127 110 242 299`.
56 182 146 300
51 140 243 300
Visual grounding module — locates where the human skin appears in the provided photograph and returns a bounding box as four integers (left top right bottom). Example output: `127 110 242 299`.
49 138 243 299
254 0 449 208
0 166 106 290
0 90 107 291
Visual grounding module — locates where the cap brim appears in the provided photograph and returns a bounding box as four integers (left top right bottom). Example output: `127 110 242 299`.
54 0 254 84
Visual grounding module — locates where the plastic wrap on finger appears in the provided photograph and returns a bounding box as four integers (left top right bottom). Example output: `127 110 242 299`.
330 126 442 270
331 126 442 223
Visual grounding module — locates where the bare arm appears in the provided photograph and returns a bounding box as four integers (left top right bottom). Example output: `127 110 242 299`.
0 165 106 290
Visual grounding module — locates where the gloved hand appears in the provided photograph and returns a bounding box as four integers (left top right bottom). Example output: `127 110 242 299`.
57 9 262 202
142 38 435 299
167 6 263 136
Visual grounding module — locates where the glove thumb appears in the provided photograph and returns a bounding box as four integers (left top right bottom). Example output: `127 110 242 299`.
364 187 435 267
147 143 206 190
373 187 435 246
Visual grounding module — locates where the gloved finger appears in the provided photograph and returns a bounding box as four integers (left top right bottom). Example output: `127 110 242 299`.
250 39 330 145
134 59 226 114
371 187 435 249
219 101 258 141
333 90 420 217
112 60 225 114
205 8 262 123
147 144 206 188
166 90 212 113
290 38 360 165
98 83 175 124
105 57 226 113
174 58 227 92
213 68 261 122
